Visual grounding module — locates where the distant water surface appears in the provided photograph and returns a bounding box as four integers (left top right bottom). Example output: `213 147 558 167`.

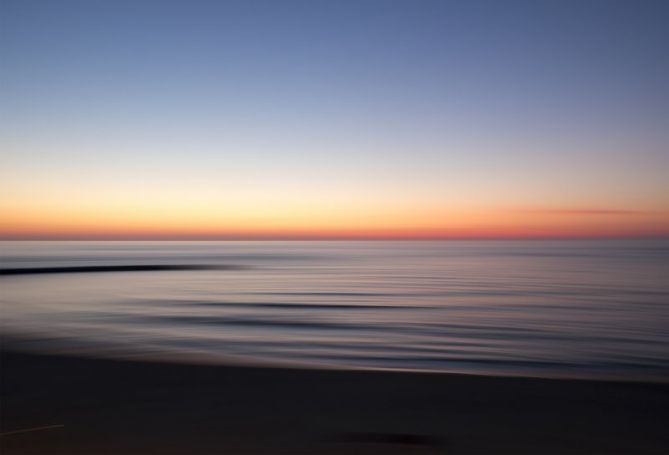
1 240 668 381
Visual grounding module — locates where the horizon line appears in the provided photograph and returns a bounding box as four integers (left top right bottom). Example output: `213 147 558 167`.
2 235 668 241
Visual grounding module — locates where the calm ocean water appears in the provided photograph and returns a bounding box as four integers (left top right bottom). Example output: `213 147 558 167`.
2 240 668 381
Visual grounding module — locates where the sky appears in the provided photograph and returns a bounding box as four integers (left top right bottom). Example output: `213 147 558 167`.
1 0 668 239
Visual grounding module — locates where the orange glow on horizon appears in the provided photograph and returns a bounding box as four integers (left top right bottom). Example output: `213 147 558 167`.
2 204 668 240
2 179 668 240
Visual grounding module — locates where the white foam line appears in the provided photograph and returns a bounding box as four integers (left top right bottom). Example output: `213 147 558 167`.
0 424 65 437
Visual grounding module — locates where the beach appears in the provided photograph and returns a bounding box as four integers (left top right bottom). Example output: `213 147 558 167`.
2 349 668 454
2 241 668 453
4 0 669 452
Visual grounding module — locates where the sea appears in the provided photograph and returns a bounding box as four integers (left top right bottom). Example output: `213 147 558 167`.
1 240 668 381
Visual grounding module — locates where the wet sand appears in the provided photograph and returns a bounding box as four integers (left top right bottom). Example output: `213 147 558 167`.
1 350 668 454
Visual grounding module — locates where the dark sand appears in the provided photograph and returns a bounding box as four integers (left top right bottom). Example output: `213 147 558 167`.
1 350 668 454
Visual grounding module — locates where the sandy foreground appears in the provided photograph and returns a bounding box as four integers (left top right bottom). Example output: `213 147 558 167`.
1 349 668 454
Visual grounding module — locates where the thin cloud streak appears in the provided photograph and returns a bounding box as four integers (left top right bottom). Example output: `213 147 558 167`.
511 209 648 216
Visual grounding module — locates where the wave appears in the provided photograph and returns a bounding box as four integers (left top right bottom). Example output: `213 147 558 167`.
184 301 412 310
0 264 244 276
137 314 360 330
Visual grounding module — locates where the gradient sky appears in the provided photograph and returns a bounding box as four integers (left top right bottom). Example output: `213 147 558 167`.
2 0 668 239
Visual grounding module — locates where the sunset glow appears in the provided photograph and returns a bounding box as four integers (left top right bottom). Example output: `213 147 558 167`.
2 0 667 240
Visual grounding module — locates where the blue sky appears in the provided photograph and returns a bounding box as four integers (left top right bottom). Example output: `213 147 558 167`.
2 0 668 238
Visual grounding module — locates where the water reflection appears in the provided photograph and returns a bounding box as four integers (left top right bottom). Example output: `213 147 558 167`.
2 240 668 381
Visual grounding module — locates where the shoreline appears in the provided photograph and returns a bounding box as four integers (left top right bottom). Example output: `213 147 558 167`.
2 349 668 454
